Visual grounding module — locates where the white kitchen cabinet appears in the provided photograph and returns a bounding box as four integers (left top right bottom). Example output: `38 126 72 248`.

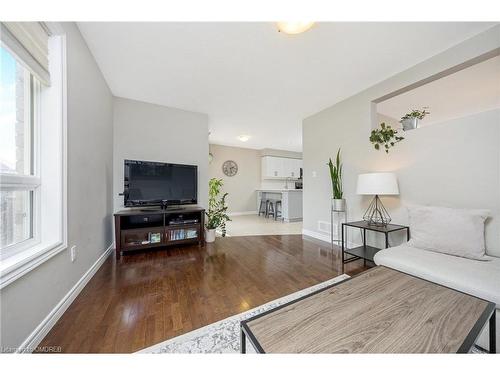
289 158 302 178
261 156 302 179
262 156 282 178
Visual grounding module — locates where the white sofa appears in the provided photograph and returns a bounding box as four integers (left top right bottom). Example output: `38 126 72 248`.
374 244 500 352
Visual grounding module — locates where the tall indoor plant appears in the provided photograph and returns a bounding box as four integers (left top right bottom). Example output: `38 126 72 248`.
328 148 345 211
205 178 230 242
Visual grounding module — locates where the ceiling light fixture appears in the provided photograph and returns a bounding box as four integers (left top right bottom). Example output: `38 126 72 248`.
237 135 250 142
277 22 315 35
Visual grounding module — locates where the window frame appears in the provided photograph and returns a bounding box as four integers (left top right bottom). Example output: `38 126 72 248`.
0 29 67 289
0 66 42 258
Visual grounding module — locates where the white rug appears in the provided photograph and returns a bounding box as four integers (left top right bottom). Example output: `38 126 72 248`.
137 274 350 354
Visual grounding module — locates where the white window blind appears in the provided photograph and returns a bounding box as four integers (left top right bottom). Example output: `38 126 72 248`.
0 22 50 85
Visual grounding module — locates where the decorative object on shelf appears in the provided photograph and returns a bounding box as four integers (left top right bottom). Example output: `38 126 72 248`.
149 232 161 244
356 173 399 226
327 148 345 211
222 160 238 177
400 108 430 131
205 178 230 242
370 123 404 154
209 152 214 164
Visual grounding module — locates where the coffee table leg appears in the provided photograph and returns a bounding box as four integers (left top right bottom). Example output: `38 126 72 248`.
241 325 246 354
490 310 496 353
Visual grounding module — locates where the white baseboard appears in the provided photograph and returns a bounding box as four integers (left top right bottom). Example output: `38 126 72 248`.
17 243 114 353
302 229 331 243
302 229 359 248
228 211 257 216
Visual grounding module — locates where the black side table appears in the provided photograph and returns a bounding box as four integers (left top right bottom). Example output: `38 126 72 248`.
341 221 410 271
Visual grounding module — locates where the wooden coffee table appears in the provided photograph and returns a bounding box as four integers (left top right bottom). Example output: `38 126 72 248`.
240 266 496 353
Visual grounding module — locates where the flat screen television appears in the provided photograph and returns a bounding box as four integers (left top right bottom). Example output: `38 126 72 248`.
124 159 197 207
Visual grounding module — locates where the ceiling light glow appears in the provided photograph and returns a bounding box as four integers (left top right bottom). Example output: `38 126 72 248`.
238 135 250 142
277 22 315 35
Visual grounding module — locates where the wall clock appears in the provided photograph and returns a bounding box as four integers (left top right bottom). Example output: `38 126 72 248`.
222 160 238 177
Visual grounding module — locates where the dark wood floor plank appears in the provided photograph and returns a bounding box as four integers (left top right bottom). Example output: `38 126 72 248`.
38 235 367 353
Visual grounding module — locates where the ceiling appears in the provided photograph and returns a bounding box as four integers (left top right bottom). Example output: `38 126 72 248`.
77 22 496 152
377 54 500 126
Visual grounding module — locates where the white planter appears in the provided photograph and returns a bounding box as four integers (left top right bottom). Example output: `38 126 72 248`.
401 117 419 131
332 198 346 212
205 228 216 243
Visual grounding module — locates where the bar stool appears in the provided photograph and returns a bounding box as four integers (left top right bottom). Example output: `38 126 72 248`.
274 200 283 221
258 199 269 216
266 200 275 219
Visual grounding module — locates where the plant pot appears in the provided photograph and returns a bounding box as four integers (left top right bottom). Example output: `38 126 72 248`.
205 228 216 243
401 117 419 131
332 198 346 212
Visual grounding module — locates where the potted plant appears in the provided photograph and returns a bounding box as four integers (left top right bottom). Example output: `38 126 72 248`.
328 148 345 211
370 122 404 153
400 108 430 131
205 178 230 242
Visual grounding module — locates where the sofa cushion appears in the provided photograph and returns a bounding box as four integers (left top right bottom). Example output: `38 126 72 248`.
374 244 500 307
407 205 490 260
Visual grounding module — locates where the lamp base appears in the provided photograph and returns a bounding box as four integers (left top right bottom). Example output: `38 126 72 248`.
363 195 391 227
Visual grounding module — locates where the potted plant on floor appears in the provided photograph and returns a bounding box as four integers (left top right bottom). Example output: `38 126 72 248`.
328 148 345 212
400 108 430 131
205 178 230 242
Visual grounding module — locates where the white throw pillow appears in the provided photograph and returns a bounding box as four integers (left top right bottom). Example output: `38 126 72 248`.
407 205 490 261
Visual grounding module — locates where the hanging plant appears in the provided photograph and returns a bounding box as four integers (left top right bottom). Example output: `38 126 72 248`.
370 122 404 154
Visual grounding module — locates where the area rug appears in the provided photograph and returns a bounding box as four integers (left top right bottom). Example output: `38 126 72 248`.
137 274 350 354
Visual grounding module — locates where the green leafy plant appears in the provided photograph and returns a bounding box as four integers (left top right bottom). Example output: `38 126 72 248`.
206 178 230 236
400 108 430 121
327 148 343 199
370 123 404 154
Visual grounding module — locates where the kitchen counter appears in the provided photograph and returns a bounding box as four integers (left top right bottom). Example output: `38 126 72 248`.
256 189 302 222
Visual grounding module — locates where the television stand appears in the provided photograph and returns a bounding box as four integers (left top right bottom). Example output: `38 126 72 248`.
164 206 187 211
139 208 163 212
114 206 205 258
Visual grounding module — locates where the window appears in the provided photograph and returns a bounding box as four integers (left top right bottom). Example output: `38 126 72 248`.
1 23 67 288
0 46 41 254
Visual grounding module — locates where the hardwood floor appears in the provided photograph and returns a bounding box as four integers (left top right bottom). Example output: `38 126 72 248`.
38 235 368 353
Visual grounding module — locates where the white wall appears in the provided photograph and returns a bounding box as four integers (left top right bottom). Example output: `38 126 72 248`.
209 144 261 214
303 25 500 256
0 22 114 348
377 113 399 128
113 97 209 211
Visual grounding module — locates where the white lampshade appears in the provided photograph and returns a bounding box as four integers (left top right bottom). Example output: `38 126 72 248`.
356 173 399 196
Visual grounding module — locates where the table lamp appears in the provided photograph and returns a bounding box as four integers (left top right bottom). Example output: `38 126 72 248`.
356 172 399 226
